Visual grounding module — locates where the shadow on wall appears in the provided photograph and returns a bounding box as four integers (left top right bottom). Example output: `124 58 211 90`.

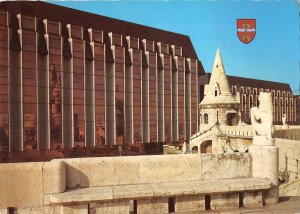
66 164 90 189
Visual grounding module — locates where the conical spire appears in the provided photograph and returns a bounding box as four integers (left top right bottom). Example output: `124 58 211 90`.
201 48 239 105
212 48 225 73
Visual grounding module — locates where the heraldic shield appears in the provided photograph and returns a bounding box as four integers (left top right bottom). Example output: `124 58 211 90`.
237 19 256 44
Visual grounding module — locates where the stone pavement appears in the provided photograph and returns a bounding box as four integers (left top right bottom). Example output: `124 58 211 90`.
174 197 300 214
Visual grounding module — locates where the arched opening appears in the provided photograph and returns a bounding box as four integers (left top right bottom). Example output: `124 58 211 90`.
191 146 198 154
201 140 212 153
226 113 237 126
204 113 208 124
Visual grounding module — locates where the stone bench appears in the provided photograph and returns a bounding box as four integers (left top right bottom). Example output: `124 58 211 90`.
50 178 272 213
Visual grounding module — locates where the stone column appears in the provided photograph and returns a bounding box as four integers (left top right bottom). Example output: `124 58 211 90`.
249 136 279 205
250 92 279 205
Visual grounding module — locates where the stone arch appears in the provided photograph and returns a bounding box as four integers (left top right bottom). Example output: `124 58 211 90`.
200 140 212 153
191 146 198 154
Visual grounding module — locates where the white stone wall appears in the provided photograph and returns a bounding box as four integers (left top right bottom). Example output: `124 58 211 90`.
276 138 300 181
0 154 251 210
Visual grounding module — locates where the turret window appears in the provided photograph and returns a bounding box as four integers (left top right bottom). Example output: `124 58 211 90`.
216 65 218 68
215 90 218 97
204 113 208 124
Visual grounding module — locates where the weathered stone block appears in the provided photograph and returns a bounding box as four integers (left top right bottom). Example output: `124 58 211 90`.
65 158 81 188
137 198 168 214
175 195 205 212
242 191 263 207
211 193 239 210
201 153 251 180
42 160 66 194
139 154 202 183
62 204 88 214
17 205 61 214
0 162 44 208
89 200 130 214
250 145 279 205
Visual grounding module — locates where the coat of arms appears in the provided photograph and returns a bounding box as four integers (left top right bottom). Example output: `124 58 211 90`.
237 19 256 44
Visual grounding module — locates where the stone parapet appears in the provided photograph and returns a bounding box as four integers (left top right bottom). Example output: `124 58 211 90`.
0 153 277 213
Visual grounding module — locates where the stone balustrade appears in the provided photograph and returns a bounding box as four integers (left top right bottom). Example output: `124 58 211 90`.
0 152 278 213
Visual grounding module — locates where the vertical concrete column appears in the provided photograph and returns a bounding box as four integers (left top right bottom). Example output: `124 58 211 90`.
249 139 279 205
62 35 74 148
105 45 116 145
37 32 50 150
157 53 164 143
196 60 200 132
141 51 150 143
85 38 95 147
185 58 191 141
85 58 95 147
171 56 178 142
9 15 23 151
125 49 133 144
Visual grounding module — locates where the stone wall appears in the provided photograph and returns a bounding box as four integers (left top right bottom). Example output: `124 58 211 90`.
275 127 300 141
0 154 251 210
279 178 300 196
276 138 300 181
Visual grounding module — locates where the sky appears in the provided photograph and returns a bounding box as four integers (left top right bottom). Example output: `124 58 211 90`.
51 0 299 94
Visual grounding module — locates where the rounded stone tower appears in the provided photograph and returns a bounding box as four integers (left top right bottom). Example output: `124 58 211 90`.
199 48 240 131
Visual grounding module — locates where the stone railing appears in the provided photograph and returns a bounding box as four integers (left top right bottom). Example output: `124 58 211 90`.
0 151 278 213
221 125 255 138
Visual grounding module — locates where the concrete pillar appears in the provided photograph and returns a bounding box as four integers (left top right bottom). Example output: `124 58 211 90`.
249 138 279 205
62 39 74 148
85 44 95 147
9 22 23 151
171 56 178 142
37 35 50 150
185 58 191 141
157 54 164 143
141 51 150 143
105 45 116 145
125 49 133 144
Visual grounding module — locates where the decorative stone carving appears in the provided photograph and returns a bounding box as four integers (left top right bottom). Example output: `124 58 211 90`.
250 92 275 146
282 114 286 125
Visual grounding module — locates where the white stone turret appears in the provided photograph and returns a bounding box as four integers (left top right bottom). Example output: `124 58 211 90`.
199 48 240 130
201 48 238 105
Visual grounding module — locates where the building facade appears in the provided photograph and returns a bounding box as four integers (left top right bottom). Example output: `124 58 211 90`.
0 2 205 151
200 73 298 125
